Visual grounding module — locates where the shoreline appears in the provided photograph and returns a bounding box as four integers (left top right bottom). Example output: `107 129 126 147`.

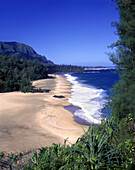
0 74 88 153
64 105 90 126
35 75 89 145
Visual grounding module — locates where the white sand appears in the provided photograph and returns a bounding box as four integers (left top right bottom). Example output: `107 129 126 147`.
0 75 88 153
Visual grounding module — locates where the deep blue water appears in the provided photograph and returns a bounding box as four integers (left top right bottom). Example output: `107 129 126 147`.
64 70 119 124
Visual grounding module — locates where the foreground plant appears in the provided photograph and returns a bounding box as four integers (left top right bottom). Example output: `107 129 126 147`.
60 122 123 170
0 116 134 170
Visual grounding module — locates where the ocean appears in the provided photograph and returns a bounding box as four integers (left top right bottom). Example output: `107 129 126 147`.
64 70 120 124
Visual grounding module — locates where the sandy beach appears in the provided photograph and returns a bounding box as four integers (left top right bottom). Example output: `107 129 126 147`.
0 75 88 153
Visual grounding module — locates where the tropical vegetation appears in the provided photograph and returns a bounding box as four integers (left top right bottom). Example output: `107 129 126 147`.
48 64 84 73
109 0 135 120
0 116 134 169
0 0 135 169
0 55 48 92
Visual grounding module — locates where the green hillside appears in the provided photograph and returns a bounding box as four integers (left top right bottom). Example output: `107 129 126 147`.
0 41 54 66
0 55 48 92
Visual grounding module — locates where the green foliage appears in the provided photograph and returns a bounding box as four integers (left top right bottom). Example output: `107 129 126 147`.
0 117 134 169
61 125 120 169
0 152 4 160
108 3 135 167
0 41 54 65
109 0 135 120
0 55 48 93
20 118 134 170
48 64 84 73
24 144 72 169
1 2 135 169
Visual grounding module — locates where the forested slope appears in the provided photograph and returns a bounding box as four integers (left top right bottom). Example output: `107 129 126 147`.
0 1 134 169
0 55 48 92
0 41 54 65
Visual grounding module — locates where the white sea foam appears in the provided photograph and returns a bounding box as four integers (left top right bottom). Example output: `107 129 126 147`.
64 73 107 124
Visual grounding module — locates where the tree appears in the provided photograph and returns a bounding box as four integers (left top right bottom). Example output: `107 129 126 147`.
109 0 135 120
0 55 48 93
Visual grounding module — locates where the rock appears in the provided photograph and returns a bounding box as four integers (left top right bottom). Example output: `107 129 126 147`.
53 95 65 98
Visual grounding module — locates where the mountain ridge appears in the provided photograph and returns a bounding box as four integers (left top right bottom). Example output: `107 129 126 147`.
0 41 54 65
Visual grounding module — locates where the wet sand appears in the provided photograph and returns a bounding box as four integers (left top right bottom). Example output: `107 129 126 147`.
64 105 90 126
0 75 88 153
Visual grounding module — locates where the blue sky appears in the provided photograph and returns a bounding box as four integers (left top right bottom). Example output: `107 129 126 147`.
0 0 119 66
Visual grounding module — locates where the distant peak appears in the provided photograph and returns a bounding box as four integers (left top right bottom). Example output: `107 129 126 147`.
0 41 54 65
